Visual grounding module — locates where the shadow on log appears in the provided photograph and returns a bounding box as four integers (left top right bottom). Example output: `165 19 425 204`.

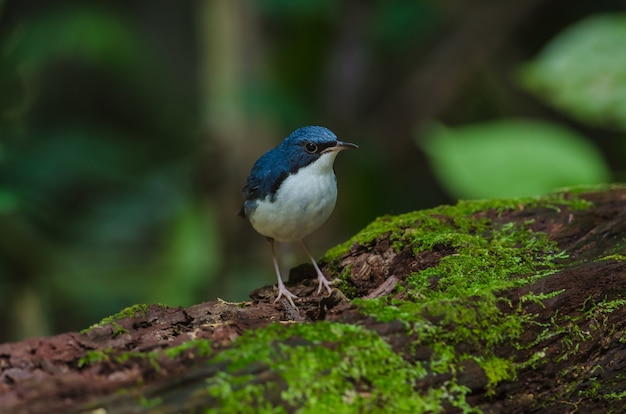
1 186 625 413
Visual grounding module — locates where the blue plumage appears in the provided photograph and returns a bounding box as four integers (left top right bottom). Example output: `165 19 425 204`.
240 126 357 309
240 126 341 217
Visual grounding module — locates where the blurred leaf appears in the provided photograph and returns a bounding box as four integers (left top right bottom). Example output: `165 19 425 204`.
70 167 188 245
0 190 19 213
1 129 135 234
5 130 131 190
370 0 438 52
520 14 626 131
255 0 337 17
8 6 144 71
151 200 221 306
44 197 220 327
418 119 610 199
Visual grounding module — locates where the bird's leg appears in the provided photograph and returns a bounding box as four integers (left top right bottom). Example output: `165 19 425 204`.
269 239 298 308
300 241 333 295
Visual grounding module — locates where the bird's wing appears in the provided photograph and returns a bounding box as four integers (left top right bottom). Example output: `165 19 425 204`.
241 150 290 203
241 175 261 201
240 161 288 219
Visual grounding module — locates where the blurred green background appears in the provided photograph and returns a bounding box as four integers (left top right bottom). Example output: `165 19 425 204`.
1 1 625 342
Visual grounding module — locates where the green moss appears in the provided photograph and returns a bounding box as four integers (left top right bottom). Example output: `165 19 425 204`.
556 183 626 195
323 191 591 263
80 304 163 334
117 339 213 372
331 267 357 298
603 390 626 400
78 349 111 368
111 322 130 337
139 396 163 409
78 190 620 412
337 200 569 393
115 351 162 372
531 297 626 407
101 303 152 323
318 191 596 408
163 338 213 359
598 254 626 261
77 347 158 371
205 322 478 413
77 339 212 375
476 356 517 395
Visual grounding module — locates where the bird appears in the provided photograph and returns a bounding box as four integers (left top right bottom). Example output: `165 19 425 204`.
239 126 358 308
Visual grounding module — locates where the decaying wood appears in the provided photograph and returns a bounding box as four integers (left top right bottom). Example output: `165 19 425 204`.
1 187 625 413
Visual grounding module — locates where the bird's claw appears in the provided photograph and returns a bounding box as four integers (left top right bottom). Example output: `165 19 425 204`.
316 276 335 296
274 284 298 309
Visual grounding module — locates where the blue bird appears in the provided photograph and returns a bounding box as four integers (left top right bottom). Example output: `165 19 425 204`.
240 126 358 308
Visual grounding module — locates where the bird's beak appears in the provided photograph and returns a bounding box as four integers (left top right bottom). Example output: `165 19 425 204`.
323 140 359 153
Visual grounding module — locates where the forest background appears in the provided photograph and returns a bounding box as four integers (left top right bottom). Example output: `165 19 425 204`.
1 0 625 342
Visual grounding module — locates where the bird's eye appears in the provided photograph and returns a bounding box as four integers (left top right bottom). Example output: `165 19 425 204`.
305 143 318 153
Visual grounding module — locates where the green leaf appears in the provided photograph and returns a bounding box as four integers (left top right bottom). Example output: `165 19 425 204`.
519 14 626 131
8 6 144 71
255 0 337 17
418 119 610 199
150 200 221 306
0 190 19 213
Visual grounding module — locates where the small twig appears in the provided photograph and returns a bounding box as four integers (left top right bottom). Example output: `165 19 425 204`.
364 276 399 299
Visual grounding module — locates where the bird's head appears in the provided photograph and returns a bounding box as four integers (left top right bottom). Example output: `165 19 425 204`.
280 126 358 173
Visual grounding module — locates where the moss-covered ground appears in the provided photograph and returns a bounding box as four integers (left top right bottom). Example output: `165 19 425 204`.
199 192 606 413
80 303 157 335
68 187 626 413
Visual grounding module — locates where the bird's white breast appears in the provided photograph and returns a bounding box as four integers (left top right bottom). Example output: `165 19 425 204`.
248 152 339 242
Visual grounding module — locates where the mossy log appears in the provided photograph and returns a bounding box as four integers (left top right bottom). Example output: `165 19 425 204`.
2 186 626 413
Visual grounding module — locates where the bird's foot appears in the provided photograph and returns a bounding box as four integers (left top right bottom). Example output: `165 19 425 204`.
316 274 335 296
274 283 298 309
299 241 335 297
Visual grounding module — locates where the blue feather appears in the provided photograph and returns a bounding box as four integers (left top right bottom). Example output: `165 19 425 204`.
240 126 338 217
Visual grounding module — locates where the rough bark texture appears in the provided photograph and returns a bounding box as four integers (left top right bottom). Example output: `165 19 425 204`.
1 187 626 413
